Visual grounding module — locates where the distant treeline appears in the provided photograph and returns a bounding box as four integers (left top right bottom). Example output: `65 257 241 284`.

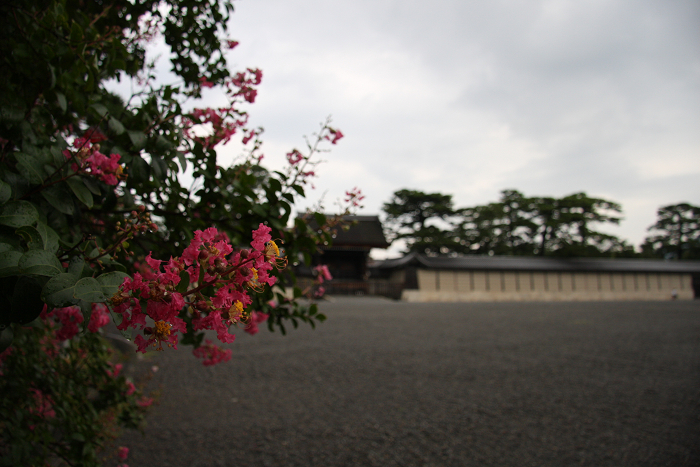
382 189 700 259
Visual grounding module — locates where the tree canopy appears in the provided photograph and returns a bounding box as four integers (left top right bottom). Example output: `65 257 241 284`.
641 203 700 260
382 189 460 255
383 188 634 257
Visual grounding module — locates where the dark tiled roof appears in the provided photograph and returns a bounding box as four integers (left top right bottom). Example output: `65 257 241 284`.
304 215 391 249
371 252 700 274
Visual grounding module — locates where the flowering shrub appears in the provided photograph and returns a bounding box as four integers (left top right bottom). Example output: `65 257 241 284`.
0 1 360 465
0 308 150 467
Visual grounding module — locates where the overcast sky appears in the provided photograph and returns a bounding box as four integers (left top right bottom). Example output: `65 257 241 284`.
207 0 699 257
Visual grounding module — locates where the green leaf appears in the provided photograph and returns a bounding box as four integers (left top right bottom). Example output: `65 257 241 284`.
42 273 79 307
108 116 125 135
0 250 22 277
316 313 327 322
73 277 106 302
82 176 101 195
128 130 147 150
0 180 11 205
35 222 60 253
90 103 109 118
176 151 187 172
67 256 89 277
69 21 83 44
96 271 128 297
18 249 63 276
16 154 46 184
15 226 44 250
66 177 94 208
314 212 327 227
56 92 67 113
41 184 75 215
0 201 39 227
176 270 190 293
292 185 305 197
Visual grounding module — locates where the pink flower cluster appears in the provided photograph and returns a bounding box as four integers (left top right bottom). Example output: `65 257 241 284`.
244 310 269 335
111 224 285 362
63 135 125 186
184 68 262 150
192 339 232 366
227 68 263 103
40 303 110 341
314 265 332 284
344 187 365 208
286 149 303 165
324 127 344 144
185 107 248 149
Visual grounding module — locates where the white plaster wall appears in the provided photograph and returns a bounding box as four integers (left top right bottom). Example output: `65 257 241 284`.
403 269 695 302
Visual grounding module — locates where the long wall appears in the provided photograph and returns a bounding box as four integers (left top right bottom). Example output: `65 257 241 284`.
401 269 694 302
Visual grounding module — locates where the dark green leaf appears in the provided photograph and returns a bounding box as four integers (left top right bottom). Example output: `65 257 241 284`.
16 154 46 184
128 130 147 150
56 92 67 113
176 151 187 172
0 201 39 227
0 250 22 277
42 273 79 307
16 226 43 250
18 249 63 276
35 222 60 253
96 271 129 297
176 270 190 293
40 184 75 215
67 256 89 277
66 177 94 208
82 176 101 195
90 103 109 118
108 116 125 135
73 277 106 302
0 180 12 205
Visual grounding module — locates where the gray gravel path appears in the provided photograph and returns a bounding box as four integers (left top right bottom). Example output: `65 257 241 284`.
112 298 700 467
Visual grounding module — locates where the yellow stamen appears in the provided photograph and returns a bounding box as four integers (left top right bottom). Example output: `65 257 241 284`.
153 321 172 351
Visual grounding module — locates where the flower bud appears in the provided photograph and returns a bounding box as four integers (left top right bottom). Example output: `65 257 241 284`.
239 249 249 259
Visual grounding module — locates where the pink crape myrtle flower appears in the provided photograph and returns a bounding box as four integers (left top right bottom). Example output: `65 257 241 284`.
199 76 214 88
324 127 344 144
111 224 287 361
244 311 269 335
192 339 232 366
314 264 332 284
41 305 83 341
117 446 129 460
286 149 303 165
88 303 110 332
63 137 125 185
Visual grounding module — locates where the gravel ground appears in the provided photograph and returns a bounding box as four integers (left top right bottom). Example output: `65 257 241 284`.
111 298 700 467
